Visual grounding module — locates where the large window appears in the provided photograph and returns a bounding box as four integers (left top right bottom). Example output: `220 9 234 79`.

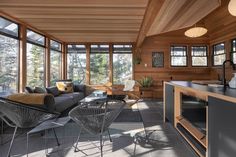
50 40 62 85
213 43 225 66
171 46 187 66
0 17 19 94
113 45 133 84
90 44 109 85
191 46 208 66
26 29 45 87
231 39 236 64
67 44 86 84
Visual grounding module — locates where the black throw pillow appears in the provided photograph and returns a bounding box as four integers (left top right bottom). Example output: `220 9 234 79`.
46 86 60 97
34 87 47 93
25 86 34 93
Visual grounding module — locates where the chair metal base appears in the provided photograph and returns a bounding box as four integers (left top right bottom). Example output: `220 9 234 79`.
7 126 17 157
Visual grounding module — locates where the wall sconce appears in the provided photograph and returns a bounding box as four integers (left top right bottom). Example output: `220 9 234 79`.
228 0 236 16
144 63 147 67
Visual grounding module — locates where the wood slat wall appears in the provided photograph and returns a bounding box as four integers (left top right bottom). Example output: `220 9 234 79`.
134 31 214 98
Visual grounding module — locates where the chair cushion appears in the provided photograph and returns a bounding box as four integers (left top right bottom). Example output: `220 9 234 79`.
46 86 60 96
25 86 34 93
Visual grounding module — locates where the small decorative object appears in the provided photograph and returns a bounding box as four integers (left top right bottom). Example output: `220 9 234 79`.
228 0 236 16
133 57 142 65
93 90 107 97
134 48 142 65
138 76 153 88
185 25 207 38
229 73 236 88
152 52 164 67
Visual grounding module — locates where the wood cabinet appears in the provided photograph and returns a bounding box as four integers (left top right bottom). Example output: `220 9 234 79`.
164 81 236 157
208 96 236 157
164 83 174 125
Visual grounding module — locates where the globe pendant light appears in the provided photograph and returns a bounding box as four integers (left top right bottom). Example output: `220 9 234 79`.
228 0 236 16
184 26 208 38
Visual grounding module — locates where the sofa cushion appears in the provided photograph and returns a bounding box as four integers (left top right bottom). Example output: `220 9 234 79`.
73 84 85 93
34 87 47 93
25 86 34 93
56 81 73 93
60 92 84 104
54 96 74 113
6 93 55 112
46 86 60 97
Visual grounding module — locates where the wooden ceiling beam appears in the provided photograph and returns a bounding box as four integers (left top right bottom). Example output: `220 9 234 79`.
0 0 147 7
0 7 146 15
20 19 142 24
15 15 144 20
33 23 140 28
45 30 139 33
136 0 165 48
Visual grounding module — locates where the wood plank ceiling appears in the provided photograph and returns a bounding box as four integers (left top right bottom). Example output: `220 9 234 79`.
0 0 149 43
147 0 221 36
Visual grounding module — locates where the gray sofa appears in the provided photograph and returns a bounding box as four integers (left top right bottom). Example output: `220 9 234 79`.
54 91 84 113
25 84 86 114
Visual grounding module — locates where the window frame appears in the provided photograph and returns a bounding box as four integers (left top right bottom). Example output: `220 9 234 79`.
212 42 226 66
191 45 208 67
66 44 87 84
26 42 46 87
0 16 19 40
26 29 46 87
90 44 110 85
49 40 62 85
112 44 133 85
0 17 20 93
170 45 188 67
26 29 46 47
50 39 62 52
231 39 236 64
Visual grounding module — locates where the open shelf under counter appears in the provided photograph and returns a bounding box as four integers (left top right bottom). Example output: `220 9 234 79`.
176 116 206 148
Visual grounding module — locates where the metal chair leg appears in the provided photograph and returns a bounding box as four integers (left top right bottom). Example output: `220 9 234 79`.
26 133 29 157
100 134 103 157
7 126 17 157
74 129 82 152
107 129 112 142
72 129 87 155
52 128 60 146
1 119 3 145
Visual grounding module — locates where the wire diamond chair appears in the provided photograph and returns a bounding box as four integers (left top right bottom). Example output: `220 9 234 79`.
69 99 126 156
0 97 60 157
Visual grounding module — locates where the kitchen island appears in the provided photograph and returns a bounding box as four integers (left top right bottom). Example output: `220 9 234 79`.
164 81 236 157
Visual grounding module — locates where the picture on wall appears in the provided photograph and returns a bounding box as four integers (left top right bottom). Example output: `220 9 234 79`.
152 52 164 67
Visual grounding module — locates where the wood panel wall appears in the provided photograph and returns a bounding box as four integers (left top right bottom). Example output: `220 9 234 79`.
134 31 216 98
135 0 236 99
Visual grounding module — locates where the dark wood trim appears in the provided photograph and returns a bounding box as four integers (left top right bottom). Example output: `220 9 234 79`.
86 43 90 85
45 37 50 87
61 43 66 80
19 25 27 92
109 43 113 85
